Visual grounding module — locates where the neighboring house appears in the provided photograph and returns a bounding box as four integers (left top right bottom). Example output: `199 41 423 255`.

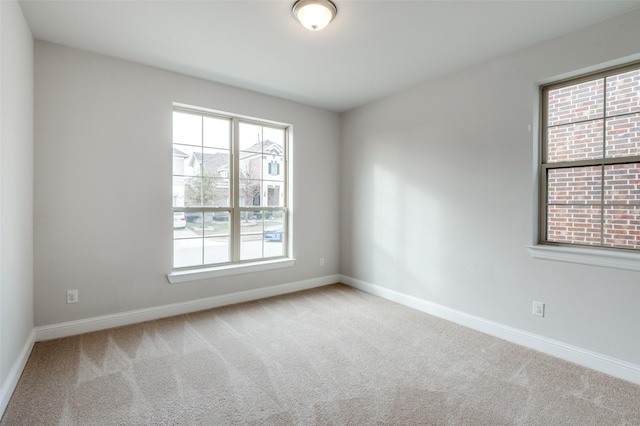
174 140 284 208
238 140 285 207
189 150 230 178
172 148 189 207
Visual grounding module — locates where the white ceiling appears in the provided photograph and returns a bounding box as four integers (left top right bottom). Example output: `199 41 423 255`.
18 0 640 112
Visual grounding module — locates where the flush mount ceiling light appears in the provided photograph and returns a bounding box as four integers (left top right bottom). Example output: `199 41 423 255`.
292 0 337 31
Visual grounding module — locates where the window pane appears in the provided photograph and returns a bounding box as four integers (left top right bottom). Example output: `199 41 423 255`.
183 211 203 237
264 214 285 257
173 112 202 146
174 211 231 267
184 149 230 207
239 122 264 153
188 177 229 207
239 152 262 179
240 210 264 260
173 144 198 177
173 145 194 208
239 180 262 207
263 130 285 153
174 238 203 268
209 210 230 233
199 147 230 177
263 156 285 181
547 206 601 246
239 210 285 260
547 79 604 127
606 69 640 117
239 123 285 153
547 166 601 205
605 113 640 158
210 178 230 207
183 177 204 207
265 184 285 207
198 211 229 236
604 163 640 205
179 211 230 237
203 116 231 149
603 206 640 249
175 211 229 237
173 176 186 207
240 235 263 260
204 237 230 264
546 120 603 163
173 146 190 175
173 211 187 234
240 211 264 235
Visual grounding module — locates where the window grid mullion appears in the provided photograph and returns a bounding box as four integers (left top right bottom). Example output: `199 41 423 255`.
600 78 607 246
600 166 605 246
200 116 205 265
231 118 241 262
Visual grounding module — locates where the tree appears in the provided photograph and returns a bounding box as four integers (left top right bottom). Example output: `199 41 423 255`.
184 170 225 207
240 156 262 205
239 156 262 221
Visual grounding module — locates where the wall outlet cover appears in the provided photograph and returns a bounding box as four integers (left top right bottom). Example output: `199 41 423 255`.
67 289 78 304
533 301 545 317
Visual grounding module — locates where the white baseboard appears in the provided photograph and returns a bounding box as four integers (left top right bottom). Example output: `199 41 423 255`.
0 330 35 418
341 275 640 386
35 274 341 342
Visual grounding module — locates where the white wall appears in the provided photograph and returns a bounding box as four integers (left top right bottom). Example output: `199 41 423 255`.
341 10 640 367
34 42 340 326
0 0 34 413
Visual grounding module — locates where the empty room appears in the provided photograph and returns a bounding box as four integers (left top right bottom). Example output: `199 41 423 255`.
2 0 640 424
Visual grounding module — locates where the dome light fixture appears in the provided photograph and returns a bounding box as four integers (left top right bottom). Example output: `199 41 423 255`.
292 0 337 31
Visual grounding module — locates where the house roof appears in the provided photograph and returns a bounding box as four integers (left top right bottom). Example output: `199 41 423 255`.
186 141 283 177
190 151 229 175
173 148 189 159
241 140 283 159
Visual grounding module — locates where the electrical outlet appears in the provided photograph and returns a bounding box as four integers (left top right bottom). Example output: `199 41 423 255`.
320 258 325 267
532 301 544 317
67 289 78 304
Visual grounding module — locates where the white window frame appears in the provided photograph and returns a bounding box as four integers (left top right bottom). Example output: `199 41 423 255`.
168 104 293 283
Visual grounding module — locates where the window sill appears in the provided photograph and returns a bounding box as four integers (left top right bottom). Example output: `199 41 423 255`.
527 245 640 272
167 258 296 284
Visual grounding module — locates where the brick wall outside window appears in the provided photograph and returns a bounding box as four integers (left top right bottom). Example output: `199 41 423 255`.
542 65 640 250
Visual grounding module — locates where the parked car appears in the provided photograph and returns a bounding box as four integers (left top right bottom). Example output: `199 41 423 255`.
184 212 200 223
173 212 186 229
264 225 283 242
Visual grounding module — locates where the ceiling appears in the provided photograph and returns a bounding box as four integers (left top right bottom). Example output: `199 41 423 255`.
18 0 640 112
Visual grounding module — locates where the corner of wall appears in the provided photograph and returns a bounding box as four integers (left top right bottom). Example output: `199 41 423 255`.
0 0 35 419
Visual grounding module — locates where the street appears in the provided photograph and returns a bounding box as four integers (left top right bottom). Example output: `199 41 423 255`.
173 228 283 267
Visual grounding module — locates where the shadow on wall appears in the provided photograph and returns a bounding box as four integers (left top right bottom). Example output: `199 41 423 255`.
369 139 444 298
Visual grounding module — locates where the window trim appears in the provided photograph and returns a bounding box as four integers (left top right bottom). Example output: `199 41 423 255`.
167 257 296 284
527 244 640 272
171 104 292 275
537 60 640 252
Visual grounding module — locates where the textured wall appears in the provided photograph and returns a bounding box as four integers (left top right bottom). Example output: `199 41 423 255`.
34 42 340 326
0 0 34 399
340 10 640 366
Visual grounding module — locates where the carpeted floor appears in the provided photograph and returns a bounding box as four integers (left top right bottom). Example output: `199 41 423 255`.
2 284 639 425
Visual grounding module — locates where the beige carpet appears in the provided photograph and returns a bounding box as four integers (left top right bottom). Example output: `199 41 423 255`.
2 284 639 425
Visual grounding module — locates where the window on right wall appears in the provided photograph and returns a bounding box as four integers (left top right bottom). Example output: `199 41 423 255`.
540 61 640 251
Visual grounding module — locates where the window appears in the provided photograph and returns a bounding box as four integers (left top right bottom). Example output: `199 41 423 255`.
540 62 640 251
172 106 289 270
